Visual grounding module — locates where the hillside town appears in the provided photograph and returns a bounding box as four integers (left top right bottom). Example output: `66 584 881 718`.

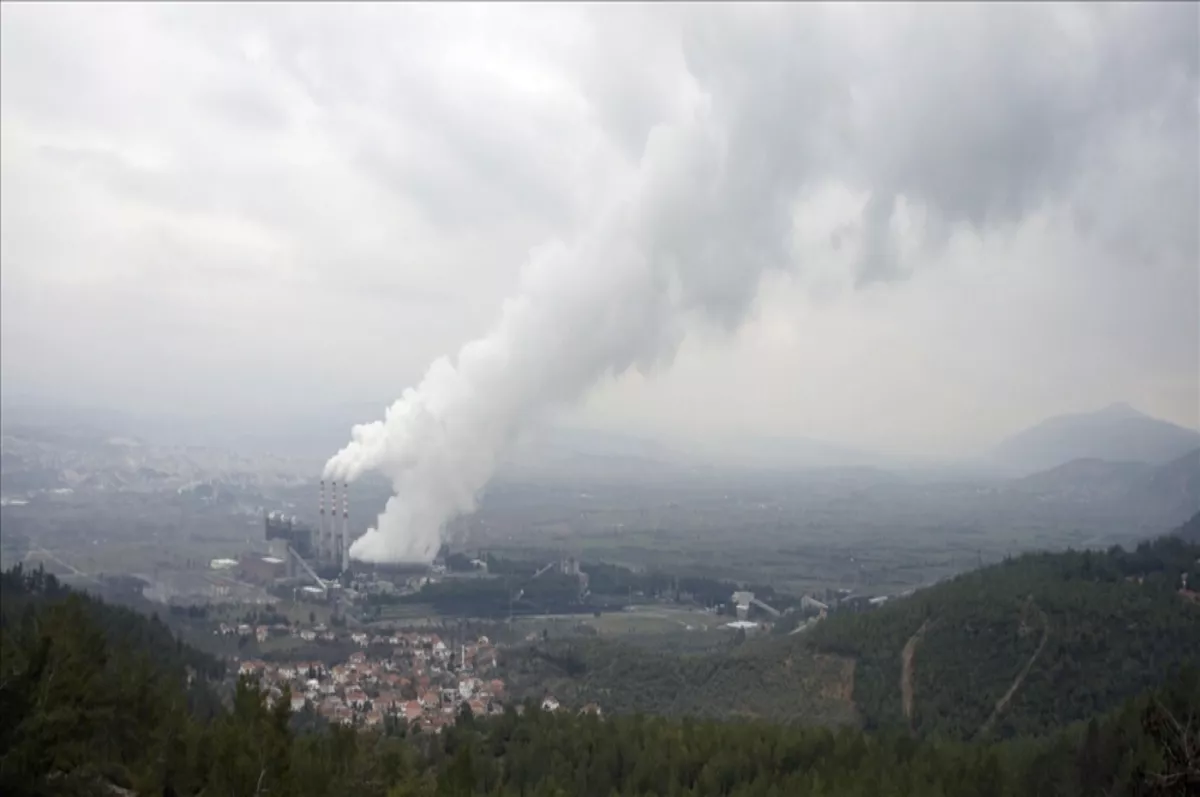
227 626 517 733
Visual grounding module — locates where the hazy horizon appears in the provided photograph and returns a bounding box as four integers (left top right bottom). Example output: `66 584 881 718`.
2 389 1196 470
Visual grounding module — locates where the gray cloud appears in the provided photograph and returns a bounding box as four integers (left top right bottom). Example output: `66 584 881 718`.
1 2 1196 468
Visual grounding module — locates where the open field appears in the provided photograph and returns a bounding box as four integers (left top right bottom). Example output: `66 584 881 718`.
510 605 727 636
505 605 744 655
589 605 727 633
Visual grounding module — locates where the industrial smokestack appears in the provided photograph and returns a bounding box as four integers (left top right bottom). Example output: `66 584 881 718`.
330 481 339 565
341 485 349 572
319 479 326 561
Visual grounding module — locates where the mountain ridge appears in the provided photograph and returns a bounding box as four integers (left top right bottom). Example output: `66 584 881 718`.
989 402 1200 474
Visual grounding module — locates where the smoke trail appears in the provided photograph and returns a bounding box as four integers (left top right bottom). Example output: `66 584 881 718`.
323 84 805 562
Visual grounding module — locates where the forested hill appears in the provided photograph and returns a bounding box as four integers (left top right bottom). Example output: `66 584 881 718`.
502 531 1200 739
1173 510 1200 542
0 563 225 681
807 532 1200 740
2 564 1198 795
0 565 226 795
501 634 858 727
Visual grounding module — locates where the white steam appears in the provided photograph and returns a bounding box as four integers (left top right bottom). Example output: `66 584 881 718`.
324 91 797 562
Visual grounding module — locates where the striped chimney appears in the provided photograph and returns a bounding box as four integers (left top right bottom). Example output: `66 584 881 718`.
331 481 339 563
342 483 349 569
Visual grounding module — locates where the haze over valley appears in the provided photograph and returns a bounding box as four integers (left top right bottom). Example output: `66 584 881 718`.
4 396 1197 598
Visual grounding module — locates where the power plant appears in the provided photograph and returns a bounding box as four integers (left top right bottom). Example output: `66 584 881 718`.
262 479 355 588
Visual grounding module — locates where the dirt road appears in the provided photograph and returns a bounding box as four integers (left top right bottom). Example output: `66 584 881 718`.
900 618 931 730
976 603 1050 739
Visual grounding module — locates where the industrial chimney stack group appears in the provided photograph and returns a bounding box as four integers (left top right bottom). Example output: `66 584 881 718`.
319 479 351 572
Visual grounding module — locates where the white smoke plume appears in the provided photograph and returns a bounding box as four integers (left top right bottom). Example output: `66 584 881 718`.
324 4 1196 562
324 99 757 562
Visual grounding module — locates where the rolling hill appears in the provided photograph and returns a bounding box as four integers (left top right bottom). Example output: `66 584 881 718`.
1010 448 1200 529
1145 448 1200 520
990 402 1200 473
807 530 1200 740
502 523 1200 742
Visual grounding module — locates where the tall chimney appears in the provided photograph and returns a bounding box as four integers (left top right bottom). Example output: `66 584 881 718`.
341 484 350 571
330 481 339 565
319 479 326 561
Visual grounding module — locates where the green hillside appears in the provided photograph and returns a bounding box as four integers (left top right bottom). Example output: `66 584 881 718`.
501 635 858 726
807 532 1200 740
0 565 226 796
0 564 226 683
3 563 1198 795
500 530 1200 739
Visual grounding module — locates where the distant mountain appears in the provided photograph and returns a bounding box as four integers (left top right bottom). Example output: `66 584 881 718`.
1145 447 1200 515
1011 457 1154 497
1011 448 1200 530
990 402 1200 473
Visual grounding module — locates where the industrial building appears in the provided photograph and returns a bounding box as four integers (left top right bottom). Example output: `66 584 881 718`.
237 552 289 585
261 479 355 589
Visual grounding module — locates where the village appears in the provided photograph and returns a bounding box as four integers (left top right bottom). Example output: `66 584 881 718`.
218 621 596 734
223 623 517 733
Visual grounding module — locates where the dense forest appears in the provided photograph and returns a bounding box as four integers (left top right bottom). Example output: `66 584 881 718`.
501 635 858 726
807 530 1200 739
0 564 225 682
1 562 1198 795
3 563 1199 794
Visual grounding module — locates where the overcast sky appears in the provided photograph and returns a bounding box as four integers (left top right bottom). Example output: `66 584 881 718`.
2 3 1197 458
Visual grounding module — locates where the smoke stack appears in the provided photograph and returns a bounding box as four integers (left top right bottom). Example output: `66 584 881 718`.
330 481 339 564
319 479 326 560
341 484 350 572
